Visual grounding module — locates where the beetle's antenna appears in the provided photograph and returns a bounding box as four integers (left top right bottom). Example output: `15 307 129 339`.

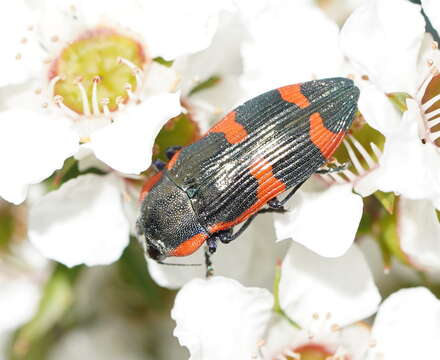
157 261 201 267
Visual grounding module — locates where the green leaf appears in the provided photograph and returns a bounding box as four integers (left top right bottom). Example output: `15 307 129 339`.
374 191 396 214
189 75 221 96
153 113 199 162
153 57 174 68
386 92 411 113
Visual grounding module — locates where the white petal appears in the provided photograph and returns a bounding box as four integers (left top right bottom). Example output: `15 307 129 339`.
274 183 363 257
241 3 343 96
377 100 440 199
358 84 401 136
28 174 130 267
139 0 234 59
340 0 425 94
422 0 440 35
89 93 182 174
172 277 273 360
279 242 381 329
143 63 180 96
0 109 79 204
369 287 440 359
0 0 45 86
399 198 440 272
147 214 288 290
0 277 41 332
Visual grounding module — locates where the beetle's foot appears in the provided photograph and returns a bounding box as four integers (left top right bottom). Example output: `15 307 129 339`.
152 159 166 171
316 162 348 174
216 230 233 244
267 198 286 210
207 237 217 254
165 145 183 160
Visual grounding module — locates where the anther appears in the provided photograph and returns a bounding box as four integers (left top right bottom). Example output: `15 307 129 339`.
369 339 377 348
34 88 42 95
20 37 27 44
54 94 79 118
42 102 48 108
330 324 340 332
361 74 369 81
27 25 34 31
312 313 319 320
433 41 438 50
92 76 101 116
51 35 59 42
15 53 22 60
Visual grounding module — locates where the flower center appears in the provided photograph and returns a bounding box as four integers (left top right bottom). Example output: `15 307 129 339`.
49 28 147 116
289 344 334 360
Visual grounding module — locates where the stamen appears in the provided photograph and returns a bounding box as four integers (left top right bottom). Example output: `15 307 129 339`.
100 98 111 118
48 75 62 97
329 172 346 184
342 169 357 182
75 78 91 117
51 35 59 42
92 76 101 116
370 142 382 160
422 93 440 112
54 95 79 119
124 83 134 100
425 108 440 121
15 53 22 60
20 37 27 44
348 135 376 169
118 56 143 92
284 350 300 359
343 139 365 175
430 130 440 142
116 96 125 110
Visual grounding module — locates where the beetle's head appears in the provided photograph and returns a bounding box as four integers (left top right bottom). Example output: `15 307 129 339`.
136 175 208 262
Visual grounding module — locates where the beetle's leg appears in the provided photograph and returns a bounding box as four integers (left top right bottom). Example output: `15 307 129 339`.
152 159 166 171
204 240 215 278
316 163 348 174
165 145 183 160
267 180 305 209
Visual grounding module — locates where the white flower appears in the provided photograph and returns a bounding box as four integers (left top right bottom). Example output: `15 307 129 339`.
28 174 131 267
172 242 380 359
340 0 440 201
367 287 440 359
0 0 232 204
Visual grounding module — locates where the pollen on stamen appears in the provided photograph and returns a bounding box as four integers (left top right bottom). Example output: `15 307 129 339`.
15 53 22 60
51 35 59 42
433 41 438 50
20 37 27 44
34 88 42 95
330 324 340 332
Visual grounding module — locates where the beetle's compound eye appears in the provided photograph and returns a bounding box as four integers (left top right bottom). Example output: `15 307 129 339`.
145 239 166 262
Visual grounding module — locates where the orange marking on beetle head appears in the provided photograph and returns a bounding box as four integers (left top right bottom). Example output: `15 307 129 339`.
139 171 163 202
208 158 286 234
169 232 208 257
278 84 310 109
209 111 248 144
166 149 183 170
309 112 345 159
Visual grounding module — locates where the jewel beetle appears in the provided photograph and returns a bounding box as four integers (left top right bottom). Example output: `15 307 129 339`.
136 77 360 263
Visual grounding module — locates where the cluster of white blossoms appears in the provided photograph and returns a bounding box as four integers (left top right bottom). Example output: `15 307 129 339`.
2 0 440 359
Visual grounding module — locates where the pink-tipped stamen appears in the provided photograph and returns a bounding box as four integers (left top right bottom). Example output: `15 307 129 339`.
75 78 91 117
92 76 101 116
